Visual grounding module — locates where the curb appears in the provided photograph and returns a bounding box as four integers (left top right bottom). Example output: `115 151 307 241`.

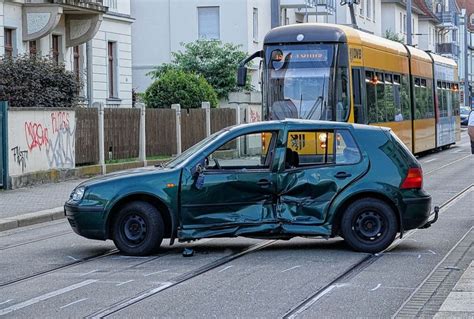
0 207 64 232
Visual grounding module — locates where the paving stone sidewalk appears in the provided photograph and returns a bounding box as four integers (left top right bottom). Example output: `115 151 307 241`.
0 179 86 219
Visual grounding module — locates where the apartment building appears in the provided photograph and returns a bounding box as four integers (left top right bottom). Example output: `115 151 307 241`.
131 0 271 93
0 0 133 107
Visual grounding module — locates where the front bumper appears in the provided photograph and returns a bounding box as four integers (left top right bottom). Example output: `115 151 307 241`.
64 203 107 240
401 195 432 230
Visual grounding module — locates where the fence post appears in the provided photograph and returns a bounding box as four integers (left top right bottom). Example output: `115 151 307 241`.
171 104 182 155
98 102 106 174
137 103 147 166
202 101 211 137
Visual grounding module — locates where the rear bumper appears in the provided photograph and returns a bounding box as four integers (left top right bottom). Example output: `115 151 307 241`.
64 203 107 240
402 195 432 230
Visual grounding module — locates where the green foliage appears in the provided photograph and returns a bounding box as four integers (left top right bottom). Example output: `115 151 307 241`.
144 69 218 109
384 30 405 44
148 40 249 99
0 54 81 108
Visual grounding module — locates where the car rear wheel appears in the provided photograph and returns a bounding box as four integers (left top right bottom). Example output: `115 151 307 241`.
341 198 397 253
112 201 164 256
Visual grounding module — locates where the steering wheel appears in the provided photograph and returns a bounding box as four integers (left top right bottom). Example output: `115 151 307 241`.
213 158 221 169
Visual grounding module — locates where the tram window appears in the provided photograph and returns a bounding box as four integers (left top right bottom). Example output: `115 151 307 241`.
420 79 427 87
393 75 400 85
426 80 434 118
366 71 377 123
415 78 421 87
437 81 442 89
446 83 453 116
376 76 386 122
336 67 350 121
401 75 411 120
385 76 396 122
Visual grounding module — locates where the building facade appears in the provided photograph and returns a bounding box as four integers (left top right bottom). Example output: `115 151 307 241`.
0 0 133 107
131 0 271 93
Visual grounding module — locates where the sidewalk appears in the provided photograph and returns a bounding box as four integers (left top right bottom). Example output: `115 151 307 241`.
0 178 85 231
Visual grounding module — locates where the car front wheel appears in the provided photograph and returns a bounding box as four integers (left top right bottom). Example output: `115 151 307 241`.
341 198 398 253
112 201 164 256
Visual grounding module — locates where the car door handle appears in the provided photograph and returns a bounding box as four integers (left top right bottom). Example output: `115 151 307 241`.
334 172 352 179
257 179 272 188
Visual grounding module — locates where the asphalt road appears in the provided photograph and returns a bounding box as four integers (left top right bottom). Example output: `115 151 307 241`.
0 130 472 318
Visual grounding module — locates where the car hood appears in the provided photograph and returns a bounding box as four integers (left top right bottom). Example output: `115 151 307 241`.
78 166 174 188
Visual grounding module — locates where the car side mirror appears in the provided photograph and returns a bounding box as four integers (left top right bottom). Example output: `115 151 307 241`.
237 66 247 87
194 164 205 190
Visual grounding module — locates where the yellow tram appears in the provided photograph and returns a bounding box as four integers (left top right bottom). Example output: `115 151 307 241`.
239 23 461 155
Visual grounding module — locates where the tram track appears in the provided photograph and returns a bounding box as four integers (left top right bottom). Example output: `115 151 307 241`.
282 184 473 319
0 230 71 251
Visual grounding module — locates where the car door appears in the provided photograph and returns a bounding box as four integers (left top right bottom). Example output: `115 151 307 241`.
277 128 369 224
179 130 279 234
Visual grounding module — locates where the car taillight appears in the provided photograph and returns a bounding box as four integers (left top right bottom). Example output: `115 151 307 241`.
400 167 423 189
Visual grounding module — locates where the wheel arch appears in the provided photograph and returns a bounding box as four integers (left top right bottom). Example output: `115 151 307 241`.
105 193 175 242
330 191 403 238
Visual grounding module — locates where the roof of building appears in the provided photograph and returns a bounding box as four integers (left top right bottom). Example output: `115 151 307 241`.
455 0 474 31
413 0 440 22
381 0 425 15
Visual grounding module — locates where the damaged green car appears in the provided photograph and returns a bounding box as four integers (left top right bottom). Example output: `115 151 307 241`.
65 120 434 255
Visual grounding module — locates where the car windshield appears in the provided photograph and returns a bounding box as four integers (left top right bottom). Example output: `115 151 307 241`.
164 130 227 168
460 107 471 115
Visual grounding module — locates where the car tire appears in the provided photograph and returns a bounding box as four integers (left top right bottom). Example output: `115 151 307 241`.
341 198 397 254
112 201 164 256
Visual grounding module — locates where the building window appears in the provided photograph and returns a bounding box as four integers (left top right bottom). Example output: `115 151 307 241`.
108 42 117 98
253 8 258 42
400 13 403 33
29 41 37 55
52 35 60 64
198 7 220 40
403 14 407 33
359 0 365 16
373 0 376 21
4 28 13 58
366 0 372 19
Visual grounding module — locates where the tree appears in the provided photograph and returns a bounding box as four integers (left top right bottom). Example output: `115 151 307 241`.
144 69 218 109
0 54 81 108
148 40 249 99
384 30 405 44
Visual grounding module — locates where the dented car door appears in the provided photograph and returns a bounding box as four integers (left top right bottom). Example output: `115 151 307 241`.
178 130 279 238
277 128 369 224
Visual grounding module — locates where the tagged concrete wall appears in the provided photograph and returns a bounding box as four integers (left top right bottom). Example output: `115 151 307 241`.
8 109 76 177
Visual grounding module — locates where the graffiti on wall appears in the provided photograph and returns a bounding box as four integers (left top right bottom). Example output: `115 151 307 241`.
10 110 75 176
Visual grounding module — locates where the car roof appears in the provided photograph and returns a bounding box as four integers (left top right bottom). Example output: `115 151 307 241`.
228 119 378 132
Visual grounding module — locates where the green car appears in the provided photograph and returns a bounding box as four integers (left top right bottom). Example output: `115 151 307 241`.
65 120 434 255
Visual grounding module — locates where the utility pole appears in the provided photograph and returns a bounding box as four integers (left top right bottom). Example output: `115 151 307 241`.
463 9 469 107
406 0 412 45
271 0 281 28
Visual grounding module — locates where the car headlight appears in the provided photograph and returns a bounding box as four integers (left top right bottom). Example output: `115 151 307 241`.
71 186 85 202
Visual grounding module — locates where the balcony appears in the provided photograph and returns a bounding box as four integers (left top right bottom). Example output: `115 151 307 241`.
280 0 336 15
22 0 107 46
436 42 460 57
436 12 457 28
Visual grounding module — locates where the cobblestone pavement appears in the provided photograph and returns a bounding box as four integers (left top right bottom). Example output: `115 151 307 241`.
0 179 86 219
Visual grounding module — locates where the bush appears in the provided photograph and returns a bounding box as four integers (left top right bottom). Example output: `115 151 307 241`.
0 54 81 108
148 40 250 99
144 69 218 109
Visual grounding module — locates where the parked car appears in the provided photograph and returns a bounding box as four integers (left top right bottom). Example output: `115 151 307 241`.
65 120 434 255
461 106 472 126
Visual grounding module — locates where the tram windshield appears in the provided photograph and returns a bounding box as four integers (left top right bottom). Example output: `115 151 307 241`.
264 44 349 122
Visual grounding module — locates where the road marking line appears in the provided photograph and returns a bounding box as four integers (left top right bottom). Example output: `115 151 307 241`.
218 265 233 273
428 250 437 255
286 283 347 319
67 256 78 261
281 265 302 273
423 158 437 163
0 300 12 306
144 269 169 277
0 280 97 316
116 280 134 287
418 254 421 259
370 284 381 291
60 298 88 309
80 270 98 277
